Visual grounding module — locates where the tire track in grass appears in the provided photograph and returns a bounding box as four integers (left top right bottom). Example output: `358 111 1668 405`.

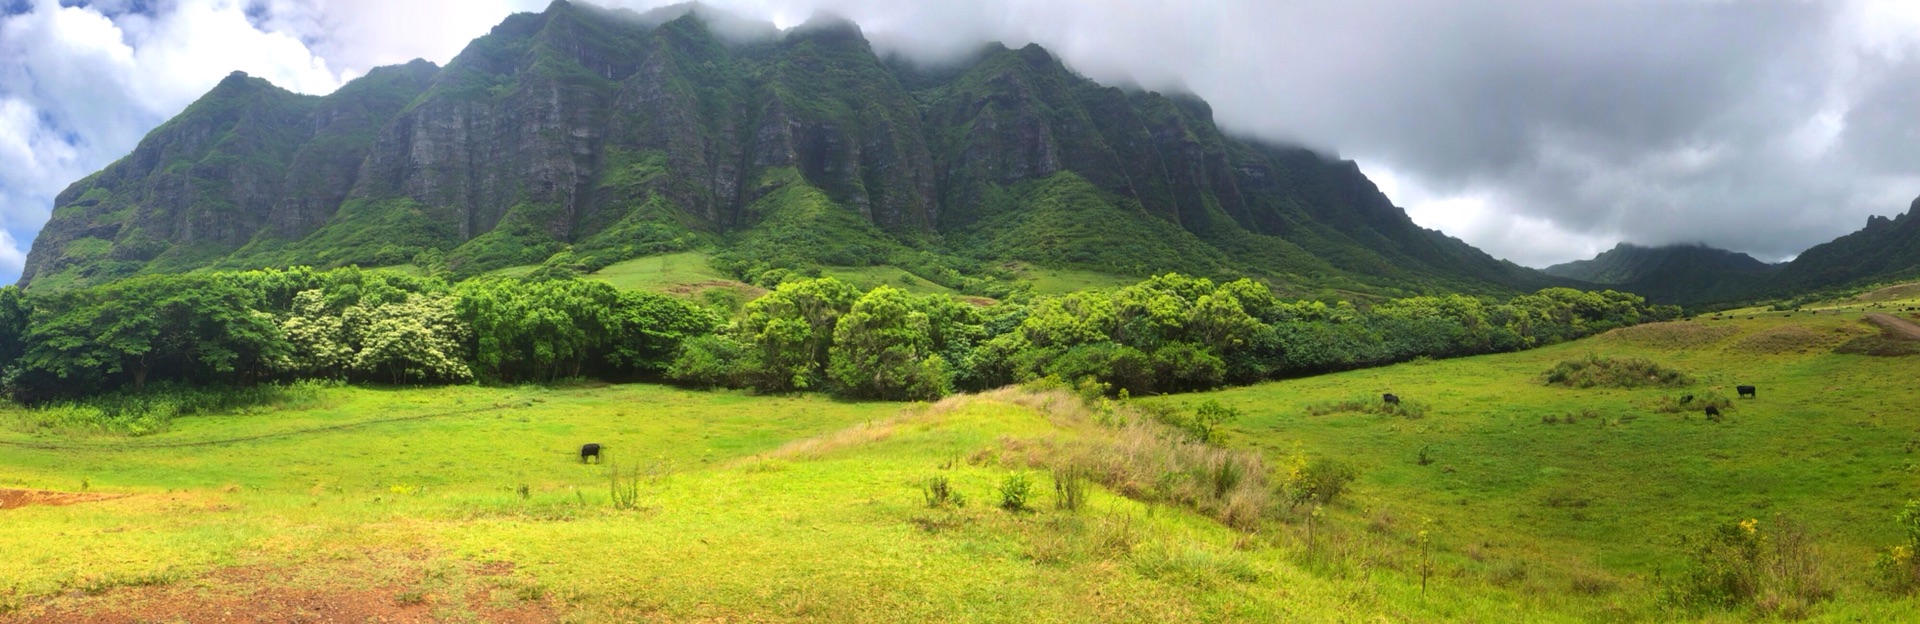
1864 313 1920 340
0 405 513 451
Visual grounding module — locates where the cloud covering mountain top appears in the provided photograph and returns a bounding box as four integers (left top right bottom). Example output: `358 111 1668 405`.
5 0 1920 283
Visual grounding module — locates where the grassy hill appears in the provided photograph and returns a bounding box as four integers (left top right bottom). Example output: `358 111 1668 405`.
4 308 1918 621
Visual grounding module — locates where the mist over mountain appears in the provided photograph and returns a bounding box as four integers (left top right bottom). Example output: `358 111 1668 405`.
17 0 1554 296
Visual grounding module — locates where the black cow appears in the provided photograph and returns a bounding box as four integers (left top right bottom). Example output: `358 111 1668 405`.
1737 385 1757 399
1705 405 1722 420
1383 393 1401 406
1680 394 1694 404
580 443 603 464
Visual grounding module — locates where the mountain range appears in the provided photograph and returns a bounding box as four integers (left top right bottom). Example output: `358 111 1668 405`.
1541 202 1920 306
16 0 1550 297
17 0 1920 307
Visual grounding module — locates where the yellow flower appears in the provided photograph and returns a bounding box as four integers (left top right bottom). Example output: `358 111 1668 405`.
1739 518 1758 535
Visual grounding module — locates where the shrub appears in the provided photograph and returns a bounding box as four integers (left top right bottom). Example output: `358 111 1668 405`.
1666 516 1833 616
1305 395 1427 419
999 473 1033 512
1873 500 1920 594
1285 458 1358 508
1543 354 1692 388
667 335 751 388
608 463 642 511
1144 399 1242 444
922 475 967 509
1053 467 1089 512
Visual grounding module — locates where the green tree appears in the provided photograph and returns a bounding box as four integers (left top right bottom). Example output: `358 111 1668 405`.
828 286 949 400
737 278 860 391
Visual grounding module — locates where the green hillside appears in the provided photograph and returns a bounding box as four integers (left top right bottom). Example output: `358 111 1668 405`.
1542 243 1780 306
4 309 1918 621
19 1 1562 299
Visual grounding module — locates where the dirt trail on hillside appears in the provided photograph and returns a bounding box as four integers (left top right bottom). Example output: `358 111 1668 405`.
1865 313 1920 340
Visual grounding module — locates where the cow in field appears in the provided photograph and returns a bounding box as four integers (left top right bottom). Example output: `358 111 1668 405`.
1383 393 1400 406
1705 405 1722 420
580 443 603 464
1680 394 1694 404
1737 385 1757 399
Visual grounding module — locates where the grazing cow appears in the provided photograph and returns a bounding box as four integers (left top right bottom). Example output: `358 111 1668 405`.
1737 385 1757 399
1382 393 1401 406
1705 405 1722 420
1680 394 1694 404
580 443 603 464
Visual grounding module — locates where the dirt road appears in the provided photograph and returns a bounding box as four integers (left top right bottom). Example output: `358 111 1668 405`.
1865 313 1920 340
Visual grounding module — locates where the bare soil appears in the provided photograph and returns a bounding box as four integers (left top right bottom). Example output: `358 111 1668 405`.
0 557 556 624
0 488 124 510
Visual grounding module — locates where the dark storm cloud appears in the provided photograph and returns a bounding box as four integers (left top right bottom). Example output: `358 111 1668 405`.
666 0 1918 266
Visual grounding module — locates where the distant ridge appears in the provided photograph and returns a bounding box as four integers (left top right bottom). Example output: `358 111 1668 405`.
1542 197 1920 307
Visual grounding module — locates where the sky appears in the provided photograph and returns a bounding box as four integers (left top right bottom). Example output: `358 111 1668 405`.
5 0 1920 284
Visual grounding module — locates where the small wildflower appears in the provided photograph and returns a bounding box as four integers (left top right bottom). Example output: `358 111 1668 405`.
1739 518 1758 535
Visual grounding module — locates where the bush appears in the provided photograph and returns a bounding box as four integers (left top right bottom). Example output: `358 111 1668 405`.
667 335 751 388
1666 516 1833 616
922 475 967 509
608 463 642 511
1873 500 1920 594
1145 399 1242 444
999 473 1034 512
1543 354 1692 388
1305 395 1427 419
1286 458 1358 508
1053 467 1089 512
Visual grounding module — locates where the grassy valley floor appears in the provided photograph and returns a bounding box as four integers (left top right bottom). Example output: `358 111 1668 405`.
3 309 1919 621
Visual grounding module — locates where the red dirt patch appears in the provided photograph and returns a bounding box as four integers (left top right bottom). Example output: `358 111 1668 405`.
0 488 124 510
1 557 557 624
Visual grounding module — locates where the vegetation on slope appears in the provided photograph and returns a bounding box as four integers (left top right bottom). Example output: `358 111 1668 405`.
3 309 1919 620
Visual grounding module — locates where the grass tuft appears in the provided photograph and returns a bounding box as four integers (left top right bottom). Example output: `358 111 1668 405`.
1542 354 1691 389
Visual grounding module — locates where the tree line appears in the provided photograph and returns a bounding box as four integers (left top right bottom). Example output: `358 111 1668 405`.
0 269 1678 404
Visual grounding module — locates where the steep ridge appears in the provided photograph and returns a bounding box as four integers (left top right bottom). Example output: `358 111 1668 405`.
20 0 1555 296
1766 202 1920 296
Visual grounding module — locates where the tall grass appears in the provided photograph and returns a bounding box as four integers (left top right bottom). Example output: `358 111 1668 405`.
965 388 1276 530
2 380 338 436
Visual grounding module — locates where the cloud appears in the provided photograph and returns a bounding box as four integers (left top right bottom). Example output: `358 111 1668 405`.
9 0 1920 283
0 0 351 282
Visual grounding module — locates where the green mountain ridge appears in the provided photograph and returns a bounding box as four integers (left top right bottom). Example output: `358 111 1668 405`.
1541 242 1779 305
22 0 1559 296
1540 200 1920 306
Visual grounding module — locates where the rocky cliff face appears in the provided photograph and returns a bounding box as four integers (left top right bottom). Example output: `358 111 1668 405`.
20 0 1548 295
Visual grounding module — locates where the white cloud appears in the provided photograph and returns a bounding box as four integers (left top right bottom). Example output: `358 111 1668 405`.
0 0 357 283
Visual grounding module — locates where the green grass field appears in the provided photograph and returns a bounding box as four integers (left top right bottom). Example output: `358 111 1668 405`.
1007 264 1139 295
4 309 1918 621
585 252 740 293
